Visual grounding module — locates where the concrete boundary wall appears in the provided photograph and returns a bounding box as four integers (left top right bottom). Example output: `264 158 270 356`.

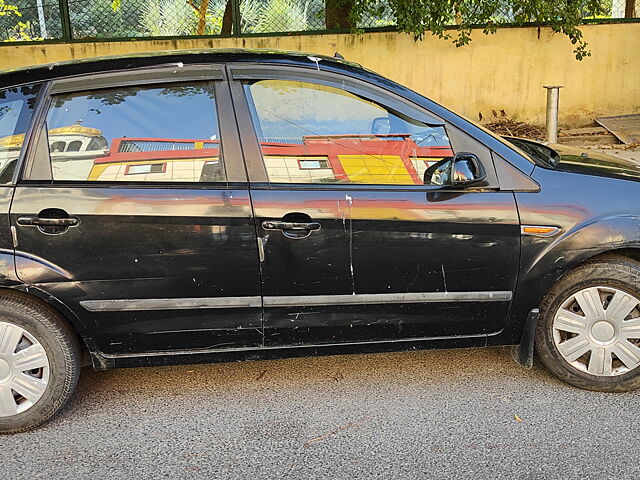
1 23 638 127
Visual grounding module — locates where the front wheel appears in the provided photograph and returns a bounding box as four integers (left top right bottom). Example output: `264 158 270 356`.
0 294 80 434
535 255 640 392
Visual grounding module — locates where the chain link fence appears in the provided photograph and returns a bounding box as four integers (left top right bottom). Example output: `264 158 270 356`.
1 0 638 42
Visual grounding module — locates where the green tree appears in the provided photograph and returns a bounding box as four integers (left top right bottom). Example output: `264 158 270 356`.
330 0 608 60
1 0 36 40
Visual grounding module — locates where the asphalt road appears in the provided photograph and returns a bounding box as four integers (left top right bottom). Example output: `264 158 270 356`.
2 346 639 479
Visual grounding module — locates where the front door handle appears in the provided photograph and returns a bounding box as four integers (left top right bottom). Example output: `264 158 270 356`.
17 216 79 227
262 221 321 231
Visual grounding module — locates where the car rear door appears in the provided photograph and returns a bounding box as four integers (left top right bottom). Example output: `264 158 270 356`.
230 64 520 346
10 66 263 355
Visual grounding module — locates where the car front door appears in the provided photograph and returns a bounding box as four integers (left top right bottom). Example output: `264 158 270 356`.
10 67 263 355
230 65 520 347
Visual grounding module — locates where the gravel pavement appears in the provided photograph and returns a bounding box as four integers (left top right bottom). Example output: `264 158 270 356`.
588 145 640 163
2 346 639 479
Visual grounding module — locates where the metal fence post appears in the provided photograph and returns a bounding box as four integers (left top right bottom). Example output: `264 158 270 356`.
58 0 72 40
232 0 241 36
543 85 563 143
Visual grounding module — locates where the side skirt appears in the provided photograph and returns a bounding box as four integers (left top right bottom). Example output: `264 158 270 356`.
89 333 493 370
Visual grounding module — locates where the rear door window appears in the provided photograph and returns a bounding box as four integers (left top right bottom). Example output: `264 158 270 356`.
45 82 225 183
0 85 41 183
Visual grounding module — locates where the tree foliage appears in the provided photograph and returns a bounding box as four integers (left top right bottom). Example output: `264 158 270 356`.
0 0 36 41
338 0 608 60
0 0 614 59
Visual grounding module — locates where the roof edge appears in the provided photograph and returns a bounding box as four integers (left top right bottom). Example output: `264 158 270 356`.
0 48 362 77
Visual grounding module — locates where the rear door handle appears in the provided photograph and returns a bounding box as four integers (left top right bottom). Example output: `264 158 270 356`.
262 221 321 231
17 216 79 227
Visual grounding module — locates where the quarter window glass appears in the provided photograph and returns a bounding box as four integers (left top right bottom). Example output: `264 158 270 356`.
0 85 41 184
46 82 225 182
244 80 454 185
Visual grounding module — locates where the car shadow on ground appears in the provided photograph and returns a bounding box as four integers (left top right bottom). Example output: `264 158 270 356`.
66 346 561 416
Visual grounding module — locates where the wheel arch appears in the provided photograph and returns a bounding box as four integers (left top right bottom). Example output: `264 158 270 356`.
543 246 640 300
0 285 93 364
525 215 639 301
497 215 640 345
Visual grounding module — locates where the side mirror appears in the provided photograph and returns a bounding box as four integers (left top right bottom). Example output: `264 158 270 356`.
450 152 487 187
371 117 390 135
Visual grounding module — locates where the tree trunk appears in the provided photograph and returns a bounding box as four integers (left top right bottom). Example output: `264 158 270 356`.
625 0 636 18
325 0 354 30
221 0 234 35
196 0 210 35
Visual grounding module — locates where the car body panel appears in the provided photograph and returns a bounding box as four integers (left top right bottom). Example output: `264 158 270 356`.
0 50 637 367
493 166 640 345
10 185 263 354
552 144 640 182
254 187 520 346
0 187 20 286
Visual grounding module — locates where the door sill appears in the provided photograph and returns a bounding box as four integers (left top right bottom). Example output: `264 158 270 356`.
90 332 500 369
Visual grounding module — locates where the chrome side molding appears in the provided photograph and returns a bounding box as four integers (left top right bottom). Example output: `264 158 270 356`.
263 291 512 307
80 296 262 312
81 291 513 312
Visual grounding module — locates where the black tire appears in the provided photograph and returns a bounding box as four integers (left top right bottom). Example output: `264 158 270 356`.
535 254 640 392
0 293 80 434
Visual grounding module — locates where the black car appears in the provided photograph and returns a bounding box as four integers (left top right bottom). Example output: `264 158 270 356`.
0 50 638 433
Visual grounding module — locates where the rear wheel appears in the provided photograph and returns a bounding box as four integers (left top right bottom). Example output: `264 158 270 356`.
0 294 80 434
535 255 640 392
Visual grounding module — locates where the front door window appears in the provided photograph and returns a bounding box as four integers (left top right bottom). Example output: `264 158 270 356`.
244 79 453 185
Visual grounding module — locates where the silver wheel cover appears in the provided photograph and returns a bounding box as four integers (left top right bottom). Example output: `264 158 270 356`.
553 286 640 377
0 322 50 417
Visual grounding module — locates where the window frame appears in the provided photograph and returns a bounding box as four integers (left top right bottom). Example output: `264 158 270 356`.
19 64 246 186
124 162 167 175
297 158 331 170
228 64 499 190
0 82 46 186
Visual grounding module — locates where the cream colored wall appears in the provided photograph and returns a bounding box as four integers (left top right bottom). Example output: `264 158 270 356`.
1 23 638 127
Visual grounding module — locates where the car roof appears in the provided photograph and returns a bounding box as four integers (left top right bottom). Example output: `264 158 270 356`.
0 48 363 88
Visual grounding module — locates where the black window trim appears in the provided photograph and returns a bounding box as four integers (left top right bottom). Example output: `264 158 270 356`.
48 64 224 95
9 81 49 186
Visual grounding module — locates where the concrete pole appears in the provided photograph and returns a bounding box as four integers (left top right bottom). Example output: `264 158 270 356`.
612 0 625 17
543 85 563 144
36 0 48 38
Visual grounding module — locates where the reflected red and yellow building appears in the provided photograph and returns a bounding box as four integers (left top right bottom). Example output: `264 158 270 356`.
87 134 453 185
1 126 455 185
88 137 224 182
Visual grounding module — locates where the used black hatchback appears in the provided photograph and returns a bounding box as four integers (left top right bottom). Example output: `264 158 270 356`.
0 50 639 433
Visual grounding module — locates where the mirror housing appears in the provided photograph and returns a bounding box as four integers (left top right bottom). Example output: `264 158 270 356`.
450 152 487 187
423 157 452 186
370 117 391 135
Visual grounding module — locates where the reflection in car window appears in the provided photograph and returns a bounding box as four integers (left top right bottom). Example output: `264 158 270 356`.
46 82 225 182
244 80 454 185
0 84 41 184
